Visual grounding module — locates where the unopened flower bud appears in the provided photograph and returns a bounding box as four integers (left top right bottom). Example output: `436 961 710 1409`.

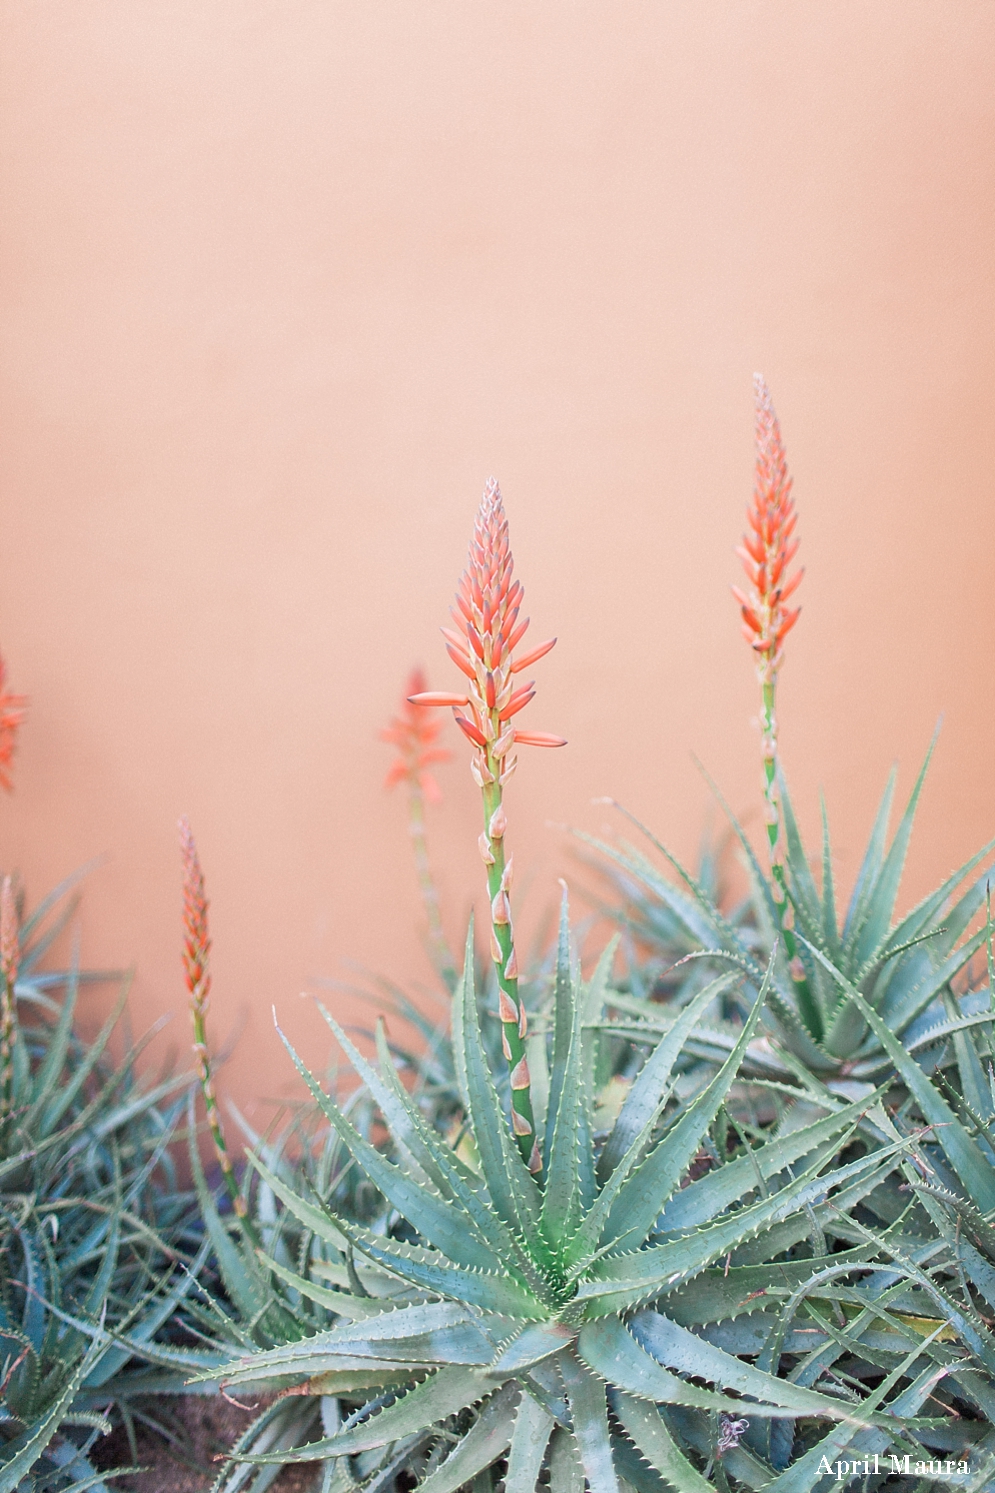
510 1056 531 1091
498 988 519 1025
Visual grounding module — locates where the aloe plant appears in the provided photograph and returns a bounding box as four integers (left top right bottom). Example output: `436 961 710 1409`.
0 867 204 1493
588 379 993 1085
197 908 930 1491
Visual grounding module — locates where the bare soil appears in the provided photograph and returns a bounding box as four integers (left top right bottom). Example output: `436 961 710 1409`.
94 1396 320 1493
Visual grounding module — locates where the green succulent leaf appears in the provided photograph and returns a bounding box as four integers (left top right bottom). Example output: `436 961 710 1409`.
233 1366 491 1462
504 1389 555 1493
560 1347 621 1493
612 1392 712 1493
418 1382 518 1493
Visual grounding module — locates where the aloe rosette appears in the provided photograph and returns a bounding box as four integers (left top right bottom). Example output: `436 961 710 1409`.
199 905 921 1491
590 742 995 1089
0 866 203 1493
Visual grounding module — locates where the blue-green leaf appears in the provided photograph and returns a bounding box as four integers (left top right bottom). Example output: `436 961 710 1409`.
542 892 591 1246
613 1392 712 1493
418 1383 517 1493
274 1018 506 1275
560 1349 621 1493
504 1389 555 1493
598 965 768 1254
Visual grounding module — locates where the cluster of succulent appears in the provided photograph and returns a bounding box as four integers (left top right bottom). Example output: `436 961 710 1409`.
165 389 995 1493
0 860 206 1493
10 373 995 1493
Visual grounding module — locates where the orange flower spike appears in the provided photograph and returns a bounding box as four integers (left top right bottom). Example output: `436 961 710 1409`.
382 670 456 988
411 479 565 1173
0 653 28 794
381 667 452 803
735 375 804 685
734 377 815 1026
179 817 247 1218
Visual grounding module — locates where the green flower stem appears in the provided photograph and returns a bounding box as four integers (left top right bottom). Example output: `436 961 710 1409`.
407 780 457 991
191 994 261 1246
761 679 820 1041
0 975 14 1124
481 768 538 1171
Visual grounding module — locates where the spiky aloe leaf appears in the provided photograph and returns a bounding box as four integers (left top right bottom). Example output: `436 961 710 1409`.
560 1349 621 1493
577 1316 870 1422
274 1018 509 1277
417 1382 517 1493
594 970 768 1259
596 971 739 1183
232 1367 493 1461
503 1389 555 1493
541 894 593 1247
613 1392 712 1493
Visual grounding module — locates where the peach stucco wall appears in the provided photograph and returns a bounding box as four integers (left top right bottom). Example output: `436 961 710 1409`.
1 3 993 1117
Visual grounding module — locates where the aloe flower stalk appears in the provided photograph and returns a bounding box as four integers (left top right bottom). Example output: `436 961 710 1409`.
411 479 565 1171
0 650 27 793
381 666 456 988
733 376 816 1025
0 874 18 1120
180 816 249 1221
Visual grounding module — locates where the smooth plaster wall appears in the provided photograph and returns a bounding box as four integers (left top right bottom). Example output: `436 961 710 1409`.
1 2 993 1117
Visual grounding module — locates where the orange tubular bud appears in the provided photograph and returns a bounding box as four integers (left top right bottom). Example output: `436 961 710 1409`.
780 568 804 602
409 690 469 707
506 616 530 652
775 608 801 642
0 654 27 794
513 730 567 748
510 637 556 673
499 685 535 722
445 643 477 680
454 713 488 748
